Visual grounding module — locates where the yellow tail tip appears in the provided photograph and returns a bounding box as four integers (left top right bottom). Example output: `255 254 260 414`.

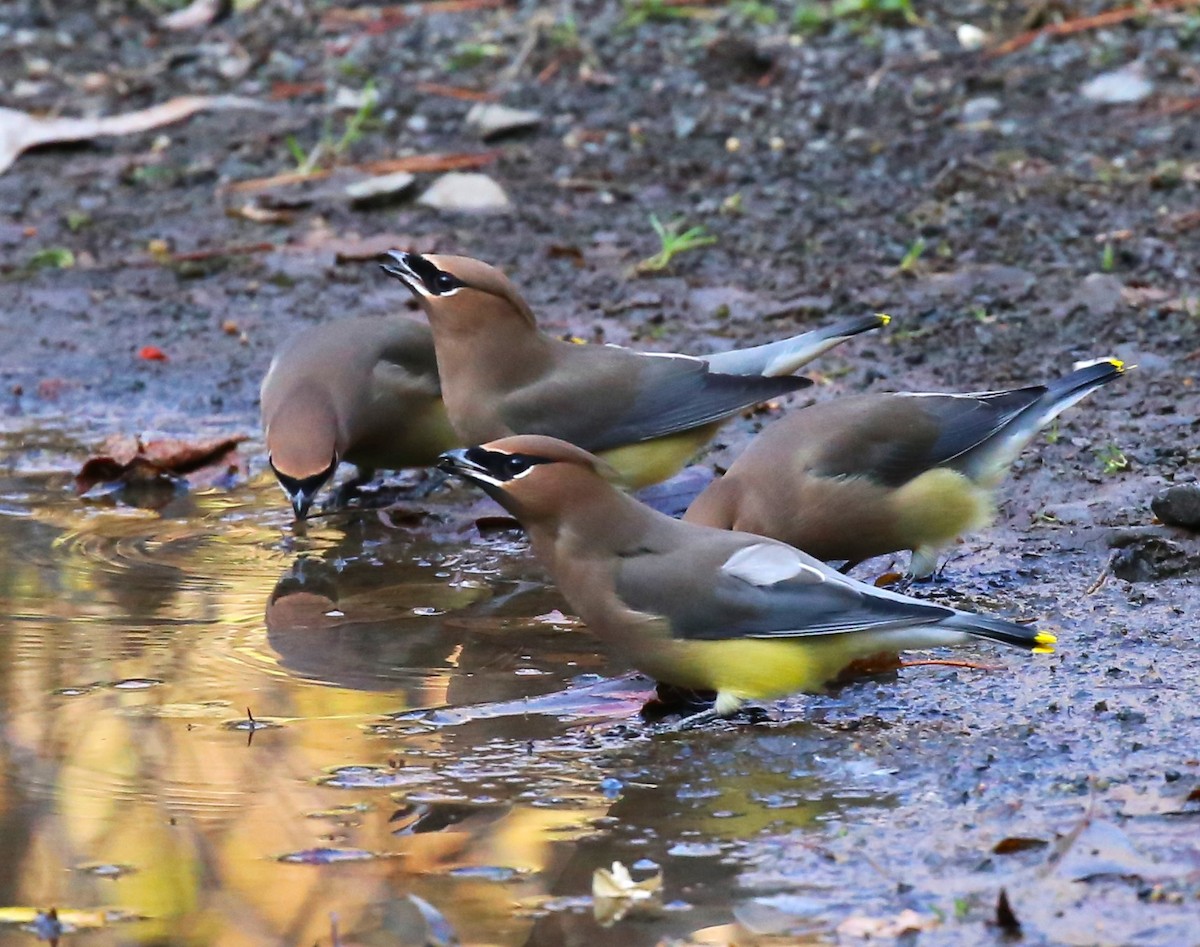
876 312 892 326
1033 631 1057 654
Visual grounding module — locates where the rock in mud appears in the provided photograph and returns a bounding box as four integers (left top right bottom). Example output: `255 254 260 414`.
1109 533 1200 582
344 170 416 207
418 172 510 213
1151 484 1200 531
465 102 542 141
1081 63 1154 105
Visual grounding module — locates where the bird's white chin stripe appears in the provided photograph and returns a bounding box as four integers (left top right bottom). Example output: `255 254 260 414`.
462 470 508 488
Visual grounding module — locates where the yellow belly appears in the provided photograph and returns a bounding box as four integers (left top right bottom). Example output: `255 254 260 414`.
892 467 994 551
633 635 871 703
597 424 722 490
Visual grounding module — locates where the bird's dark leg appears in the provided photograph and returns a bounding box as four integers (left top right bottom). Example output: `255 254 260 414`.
330 466 376 508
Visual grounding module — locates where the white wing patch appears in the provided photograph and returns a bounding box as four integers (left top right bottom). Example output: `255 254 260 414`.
721 543 824 586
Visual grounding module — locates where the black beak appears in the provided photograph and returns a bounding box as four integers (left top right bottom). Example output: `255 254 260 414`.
437 448 488 482
378 249 419 286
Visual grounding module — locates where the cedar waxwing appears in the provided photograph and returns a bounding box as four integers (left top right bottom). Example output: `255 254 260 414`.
437 435 1054 727
261 315 459 518
379 250 887 489
684 359 1126 578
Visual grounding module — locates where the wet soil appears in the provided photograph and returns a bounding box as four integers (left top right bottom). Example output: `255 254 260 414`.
1 1 1199 944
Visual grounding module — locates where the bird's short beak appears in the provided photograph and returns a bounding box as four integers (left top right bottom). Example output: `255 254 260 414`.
289 488 316 520
436 448 488 483
378 250 421 292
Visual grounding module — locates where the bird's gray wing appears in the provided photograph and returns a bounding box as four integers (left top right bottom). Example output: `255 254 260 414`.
615 539 955 642
499 343 809 451
811 389 1045 488
376 322 442 398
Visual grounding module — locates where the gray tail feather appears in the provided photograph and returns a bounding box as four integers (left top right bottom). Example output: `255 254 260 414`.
1037 358 1126 424
703 312 889 378
959 358 1125 482
945 612 1051 652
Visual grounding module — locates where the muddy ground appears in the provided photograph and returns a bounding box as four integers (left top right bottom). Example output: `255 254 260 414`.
1 0 1199 943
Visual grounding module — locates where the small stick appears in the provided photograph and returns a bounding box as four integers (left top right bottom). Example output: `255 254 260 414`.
989 0 1200 58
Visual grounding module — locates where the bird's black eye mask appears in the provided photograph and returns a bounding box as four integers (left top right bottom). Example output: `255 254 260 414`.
466 447 554 481
270 456 337 497
437 446 553 486
378 251 464 297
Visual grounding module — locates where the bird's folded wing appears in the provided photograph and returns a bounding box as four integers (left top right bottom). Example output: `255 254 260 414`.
377 327 442 398
814 389 1045 486
581 354 809 452
616 540 955 642
374 358 442 399
496 345 809 451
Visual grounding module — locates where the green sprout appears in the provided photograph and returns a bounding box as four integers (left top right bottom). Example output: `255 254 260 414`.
1100 240 1116 273
27 247 75 270
288 81 379 174
730 1 777 26
634 215 718 274
449 42 505 70
1097 443 1129 475
794 0 919 33
898 236 927 273
622 0 698 29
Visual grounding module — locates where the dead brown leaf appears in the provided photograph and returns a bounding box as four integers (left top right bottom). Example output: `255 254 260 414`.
994 888 1021 936
0 96 273 176
224 151 502 195
75 434 248 495
994 836 1050 855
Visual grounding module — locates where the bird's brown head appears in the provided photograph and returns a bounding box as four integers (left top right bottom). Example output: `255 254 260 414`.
437 435 619 524
379 251 537 331
265 393 340 519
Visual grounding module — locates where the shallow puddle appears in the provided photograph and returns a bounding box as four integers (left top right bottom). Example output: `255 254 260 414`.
0 428 893 946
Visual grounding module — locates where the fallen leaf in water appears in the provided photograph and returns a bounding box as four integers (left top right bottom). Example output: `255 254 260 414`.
74 433 248 495
837 909 939 939
593 860 663 926
0 96 273 176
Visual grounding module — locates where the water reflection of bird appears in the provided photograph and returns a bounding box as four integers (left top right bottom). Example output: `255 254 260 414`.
380 250 887 490
261 315 459 519
439 436 1054 728
264 553 580 711
685 359 1127 578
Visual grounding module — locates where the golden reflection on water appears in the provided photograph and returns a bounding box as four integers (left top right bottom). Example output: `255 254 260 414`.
0 432 889 946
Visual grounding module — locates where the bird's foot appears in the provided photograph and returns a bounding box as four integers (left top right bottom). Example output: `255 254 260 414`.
657 702 770 732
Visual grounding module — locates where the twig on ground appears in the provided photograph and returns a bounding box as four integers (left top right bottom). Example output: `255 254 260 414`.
989 0 1200 58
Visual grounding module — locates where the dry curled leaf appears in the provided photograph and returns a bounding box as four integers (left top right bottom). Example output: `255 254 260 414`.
993 836 1050 855
0 96 273 176
75 433 248 495
994 888 1021 935
593 861 662 926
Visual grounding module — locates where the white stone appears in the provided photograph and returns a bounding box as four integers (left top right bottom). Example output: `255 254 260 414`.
417 172 510 213
464 102 542 140
1081 63 1153 105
